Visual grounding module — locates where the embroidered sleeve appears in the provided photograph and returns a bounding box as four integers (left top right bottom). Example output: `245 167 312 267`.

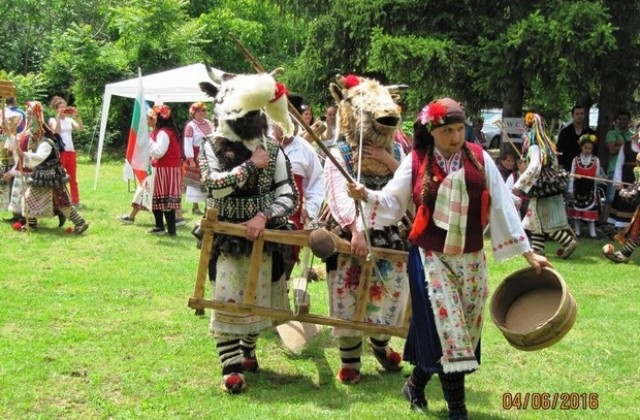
199 138 257 199
513 145 542 193
355 154 414 231
325 148 357 229
483 151 532 261
183 123 195 159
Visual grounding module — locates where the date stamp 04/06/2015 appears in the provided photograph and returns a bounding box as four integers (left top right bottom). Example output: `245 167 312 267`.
502 392 599 410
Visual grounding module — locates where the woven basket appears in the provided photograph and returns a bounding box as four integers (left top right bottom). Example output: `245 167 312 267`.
490 267 577 351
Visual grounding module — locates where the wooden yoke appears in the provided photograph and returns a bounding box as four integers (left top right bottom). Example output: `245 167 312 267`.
188 208 411 337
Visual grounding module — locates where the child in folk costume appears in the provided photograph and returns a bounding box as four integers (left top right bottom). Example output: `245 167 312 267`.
567 134 601 239
15 101 89 233
603 151 640 263
183 102 213 216
348 98 550 419
513 113 577 259
198 68 298 394
322 74 410 385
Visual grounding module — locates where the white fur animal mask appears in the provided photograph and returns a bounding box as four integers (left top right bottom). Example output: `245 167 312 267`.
200 65 294 143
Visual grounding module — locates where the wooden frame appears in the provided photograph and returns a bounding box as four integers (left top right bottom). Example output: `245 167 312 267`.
188 209 411 337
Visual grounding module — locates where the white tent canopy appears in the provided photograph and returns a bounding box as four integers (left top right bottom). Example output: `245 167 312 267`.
94 63 214 188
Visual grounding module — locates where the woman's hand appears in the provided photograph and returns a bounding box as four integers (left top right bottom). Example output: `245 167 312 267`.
347 182 367 201
522 251 552 274
350 230 368 258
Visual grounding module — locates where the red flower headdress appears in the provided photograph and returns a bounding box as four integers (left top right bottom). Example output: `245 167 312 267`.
418 100 448 131
189 101 207 115
148 104 171 120
344 74 361 89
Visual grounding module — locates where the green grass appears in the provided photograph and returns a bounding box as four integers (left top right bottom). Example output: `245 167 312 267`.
1 160 638 419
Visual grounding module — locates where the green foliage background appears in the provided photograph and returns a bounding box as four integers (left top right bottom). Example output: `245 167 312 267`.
2 0 640 157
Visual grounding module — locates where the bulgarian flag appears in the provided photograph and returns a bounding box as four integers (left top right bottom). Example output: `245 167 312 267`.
126 68 151 183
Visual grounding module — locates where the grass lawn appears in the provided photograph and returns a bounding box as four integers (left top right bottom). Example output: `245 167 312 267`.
1 159 638 419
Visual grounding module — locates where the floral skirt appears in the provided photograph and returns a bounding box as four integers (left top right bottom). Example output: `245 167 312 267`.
327 253 409 337
209 252 289 336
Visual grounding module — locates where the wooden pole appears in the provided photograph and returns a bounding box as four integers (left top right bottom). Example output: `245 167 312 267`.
188 297 408 337
495 120 522 158
229 33 357 186
570 173 633 186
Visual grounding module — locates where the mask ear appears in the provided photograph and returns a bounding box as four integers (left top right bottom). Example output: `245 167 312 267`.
329 83 343 103
198 82 219 98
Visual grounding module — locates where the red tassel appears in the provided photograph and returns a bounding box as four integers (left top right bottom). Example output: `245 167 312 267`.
480 188 490 227
408 205 430 242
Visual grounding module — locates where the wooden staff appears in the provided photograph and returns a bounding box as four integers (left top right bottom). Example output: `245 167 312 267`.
495 120 522 158
570 173 633 186
229 33 357 186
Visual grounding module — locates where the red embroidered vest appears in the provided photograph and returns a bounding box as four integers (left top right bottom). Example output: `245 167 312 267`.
411 142 487 253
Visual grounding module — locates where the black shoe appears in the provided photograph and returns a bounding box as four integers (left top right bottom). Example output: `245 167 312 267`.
148 227 166 235
3 216 25 224
57 212 67 227
402 380 427 413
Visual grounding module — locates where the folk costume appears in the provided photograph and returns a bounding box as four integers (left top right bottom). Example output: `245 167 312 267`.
514 113 577 259
1 109 22 212
198 67 298 394
147 105 182 236
603 152 640 263
608 134 640 228
321 74 410 384
567 134 601 238
353 98 538 419
19 104 88 233
183 102 213 211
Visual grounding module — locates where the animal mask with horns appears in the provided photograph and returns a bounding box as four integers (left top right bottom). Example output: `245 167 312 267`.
199 64 293 150
329 74 406 177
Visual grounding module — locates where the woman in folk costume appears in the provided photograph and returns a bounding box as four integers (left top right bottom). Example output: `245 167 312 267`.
198 67 298 394
146 104 182 236
322 74 410 384
183 101 213 216
513 113 577 258
15 101 89 233
348 98 550 419
603 151 640 263
567 134 601 239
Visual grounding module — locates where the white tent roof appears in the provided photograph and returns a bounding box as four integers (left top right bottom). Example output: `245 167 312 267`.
94 63 214 188
103 63 212 103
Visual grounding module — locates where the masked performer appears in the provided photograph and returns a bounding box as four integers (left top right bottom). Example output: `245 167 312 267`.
513 113 577 258
321 74 410 384
16 101 88 233
603 151 640 263
198 67 298 394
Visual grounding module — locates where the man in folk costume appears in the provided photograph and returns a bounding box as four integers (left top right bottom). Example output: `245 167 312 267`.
183 101 213 216
603 151 640 263
513 113 577 259
347 98 550 419
198 67 299 394
322 74 410 384
15 101 89 233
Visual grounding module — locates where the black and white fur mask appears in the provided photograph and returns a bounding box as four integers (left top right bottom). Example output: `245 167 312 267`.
200 65 293 151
